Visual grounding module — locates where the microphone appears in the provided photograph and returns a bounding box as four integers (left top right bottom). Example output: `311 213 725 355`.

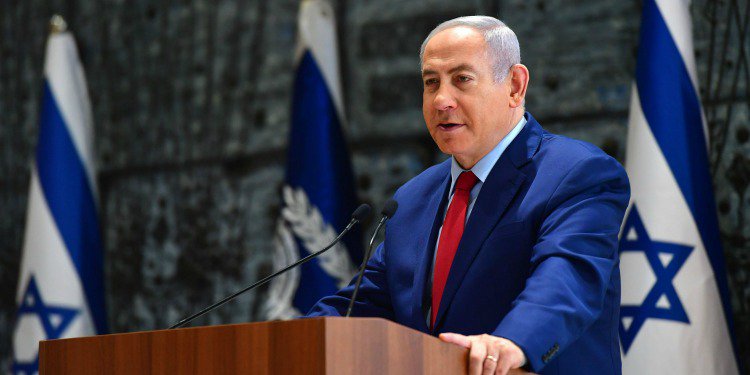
170 203 372 329
345 199 398 317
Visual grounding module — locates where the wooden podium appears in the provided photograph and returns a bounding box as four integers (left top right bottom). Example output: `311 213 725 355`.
39 317 468 374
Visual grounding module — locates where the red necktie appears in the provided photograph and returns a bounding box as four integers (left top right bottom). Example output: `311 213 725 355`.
431 171 479 329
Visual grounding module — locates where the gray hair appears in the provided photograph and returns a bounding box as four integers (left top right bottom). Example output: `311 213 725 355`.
419 16 521 82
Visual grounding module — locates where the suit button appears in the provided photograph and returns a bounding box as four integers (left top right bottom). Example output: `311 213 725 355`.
542 343 560 363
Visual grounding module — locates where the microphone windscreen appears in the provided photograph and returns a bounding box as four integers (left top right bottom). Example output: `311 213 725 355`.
381 199 398 218
351 204 372 222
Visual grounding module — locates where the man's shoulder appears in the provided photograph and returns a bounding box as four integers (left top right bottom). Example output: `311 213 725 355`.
535 128 623 172
393 158 451 199
539 126 606 156
520 116 628 194
528 127 629 200
515 113 623 172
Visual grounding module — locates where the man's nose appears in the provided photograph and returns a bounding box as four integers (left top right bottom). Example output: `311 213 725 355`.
433 87 457 111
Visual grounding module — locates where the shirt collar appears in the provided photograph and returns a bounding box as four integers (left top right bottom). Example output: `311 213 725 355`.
449 115 527 192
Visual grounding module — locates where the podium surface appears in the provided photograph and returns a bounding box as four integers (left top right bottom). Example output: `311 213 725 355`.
39 317 468 374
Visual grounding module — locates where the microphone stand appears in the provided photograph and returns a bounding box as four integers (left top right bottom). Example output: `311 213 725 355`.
346 199 397 317
170 205 370 329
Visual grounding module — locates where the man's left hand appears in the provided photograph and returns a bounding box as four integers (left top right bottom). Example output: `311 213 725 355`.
439 332 531 375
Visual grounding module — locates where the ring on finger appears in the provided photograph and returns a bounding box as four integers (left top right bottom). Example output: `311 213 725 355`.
486 354 498 363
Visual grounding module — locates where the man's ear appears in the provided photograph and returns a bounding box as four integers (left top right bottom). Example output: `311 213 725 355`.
508 64 530 108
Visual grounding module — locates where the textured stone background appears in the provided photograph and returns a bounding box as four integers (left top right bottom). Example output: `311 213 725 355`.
1 0 749 371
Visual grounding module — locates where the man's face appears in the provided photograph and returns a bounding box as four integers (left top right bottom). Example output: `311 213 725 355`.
421 27 518 168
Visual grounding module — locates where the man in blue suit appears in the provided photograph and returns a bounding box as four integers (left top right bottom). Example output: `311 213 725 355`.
308 16 629 375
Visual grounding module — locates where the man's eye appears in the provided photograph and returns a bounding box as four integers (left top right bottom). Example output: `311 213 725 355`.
424 78 438 86
456 75 472 83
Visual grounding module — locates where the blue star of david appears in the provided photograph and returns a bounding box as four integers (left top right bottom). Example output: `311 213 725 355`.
12 275 79 375
618 205 693 353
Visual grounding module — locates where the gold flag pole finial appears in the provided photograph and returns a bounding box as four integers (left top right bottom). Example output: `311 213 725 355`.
49 14 68 34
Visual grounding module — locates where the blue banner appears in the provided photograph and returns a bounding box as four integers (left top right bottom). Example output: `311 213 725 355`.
264 0 362 319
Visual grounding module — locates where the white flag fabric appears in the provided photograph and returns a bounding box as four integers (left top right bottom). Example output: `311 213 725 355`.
12 26 107 375
620 0 740 373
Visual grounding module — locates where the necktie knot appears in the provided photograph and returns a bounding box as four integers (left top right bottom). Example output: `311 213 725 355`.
455 171 479 192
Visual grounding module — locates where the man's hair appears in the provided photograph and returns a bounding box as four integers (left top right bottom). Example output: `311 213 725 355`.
419 16 521 82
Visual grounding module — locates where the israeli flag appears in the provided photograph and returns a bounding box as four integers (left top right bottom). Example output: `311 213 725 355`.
12 19 107 375
264 0 362 320
620 0 740 373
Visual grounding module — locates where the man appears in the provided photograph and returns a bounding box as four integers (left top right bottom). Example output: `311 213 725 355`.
308 16 629 375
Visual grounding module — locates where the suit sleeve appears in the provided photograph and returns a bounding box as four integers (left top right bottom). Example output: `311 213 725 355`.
305 242 395 319
493 154 630 372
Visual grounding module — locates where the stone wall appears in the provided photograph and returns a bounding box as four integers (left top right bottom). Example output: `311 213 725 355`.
1 0 748 370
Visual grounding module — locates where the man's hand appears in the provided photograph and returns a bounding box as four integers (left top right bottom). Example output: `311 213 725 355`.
439 332 532 375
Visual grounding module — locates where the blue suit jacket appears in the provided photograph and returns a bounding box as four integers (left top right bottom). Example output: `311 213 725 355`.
308 113 630 374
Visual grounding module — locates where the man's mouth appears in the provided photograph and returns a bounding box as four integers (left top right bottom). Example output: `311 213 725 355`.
437 123 465 131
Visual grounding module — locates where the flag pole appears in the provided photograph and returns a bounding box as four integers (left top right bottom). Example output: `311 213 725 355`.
49 14 67 34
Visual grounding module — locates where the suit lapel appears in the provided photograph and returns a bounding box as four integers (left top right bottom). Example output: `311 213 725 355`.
433 113 543 331
411 168 451 333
